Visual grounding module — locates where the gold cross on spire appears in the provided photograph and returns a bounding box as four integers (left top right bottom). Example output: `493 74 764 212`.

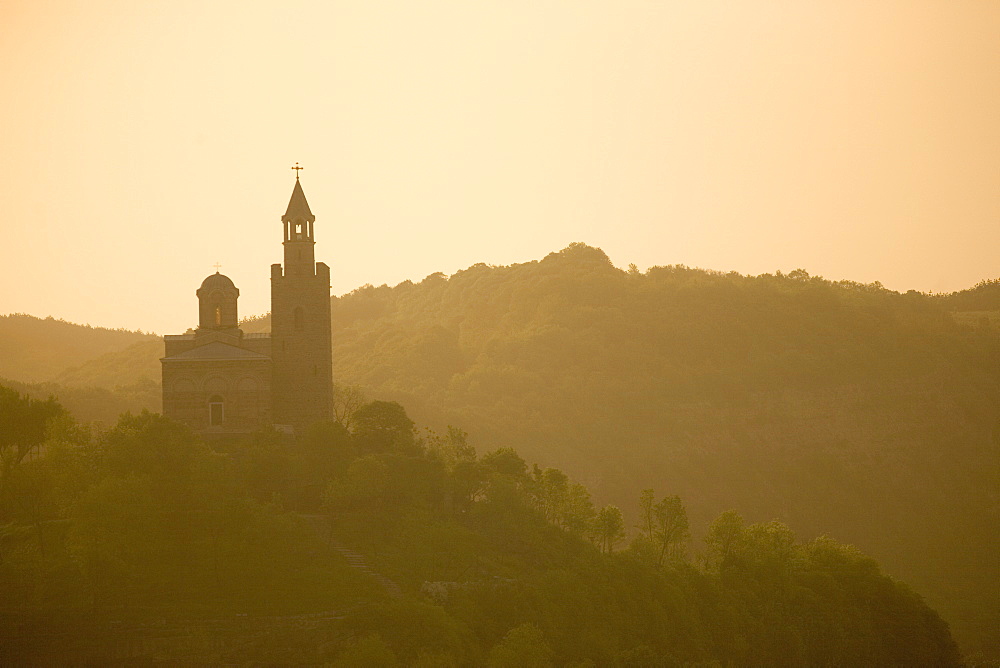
213 263 222 273
291 162 303 180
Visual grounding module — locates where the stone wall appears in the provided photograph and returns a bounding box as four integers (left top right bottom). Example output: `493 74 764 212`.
161 358 272 433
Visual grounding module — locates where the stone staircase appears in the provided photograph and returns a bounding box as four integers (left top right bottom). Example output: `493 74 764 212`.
300 515 402 599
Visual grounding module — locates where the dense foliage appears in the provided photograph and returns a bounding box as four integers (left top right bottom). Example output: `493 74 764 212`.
316 244 999 660
0 387 962 664
0 375 159 425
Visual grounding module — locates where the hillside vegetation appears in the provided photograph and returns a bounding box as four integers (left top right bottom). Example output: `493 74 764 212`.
0 376 159 425
0 314 155 383
2 246 996 658
0 388 961 664
317 245 999 659
53 340 163 389
0 315 161 423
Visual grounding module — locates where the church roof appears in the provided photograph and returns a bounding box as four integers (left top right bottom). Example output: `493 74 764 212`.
199 272 237 292
282 179 315 222
162 341 270 362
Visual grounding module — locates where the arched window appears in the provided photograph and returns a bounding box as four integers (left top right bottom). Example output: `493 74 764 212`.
294 306 305 331
209 395 224 426
215 305 222 326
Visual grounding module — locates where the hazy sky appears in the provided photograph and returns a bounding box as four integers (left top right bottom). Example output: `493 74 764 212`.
1 1 997 333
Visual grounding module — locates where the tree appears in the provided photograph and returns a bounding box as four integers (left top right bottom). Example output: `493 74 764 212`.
333 384 367 430
593 505 626 554
0 386 64 484
637 488 655 542
323 456 391 516
488 623 555 668
741 520 797 582
562 482 596 535
67 475 157 612
101 410 203 484
652 495 689 566
533 466 569 525
531 467 594 533
351 401 415 453
704 510 745 570
425 426 475 473
480 448 528 480
3 457 59 556
291 420 354 510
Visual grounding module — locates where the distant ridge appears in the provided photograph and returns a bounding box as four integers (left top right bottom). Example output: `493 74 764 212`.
0 314 156 383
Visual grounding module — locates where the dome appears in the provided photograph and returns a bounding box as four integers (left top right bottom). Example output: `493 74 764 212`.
199 272 237 292
196 272 240 329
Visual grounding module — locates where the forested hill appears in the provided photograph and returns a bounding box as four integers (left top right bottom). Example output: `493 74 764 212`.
2 246 997 657
0 388 964 664
317 244 999 659
0 314 156 383
936 276 1000 311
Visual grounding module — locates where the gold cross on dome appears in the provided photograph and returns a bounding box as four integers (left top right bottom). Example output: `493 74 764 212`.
213 263 222 273
291 162 303 179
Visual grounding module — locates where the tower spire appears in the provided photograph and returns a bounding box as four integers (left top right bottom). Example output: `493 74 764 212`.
279 172 317 274
283 178 314 223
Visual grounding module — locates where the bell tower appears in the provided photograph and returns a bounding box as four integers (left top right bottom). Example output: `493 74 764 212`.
270 168 333 433
281 177 317 275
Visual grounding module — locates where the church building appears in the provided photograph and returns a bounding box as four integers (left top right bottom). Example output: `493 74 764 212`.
161 174 333 436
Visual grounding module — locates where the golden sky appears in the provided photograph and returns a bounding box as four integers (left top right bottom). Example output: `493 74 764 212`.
1 1 997 333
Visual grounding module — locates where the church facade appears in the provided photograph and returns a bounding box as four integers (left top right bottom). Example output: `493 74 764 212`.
161 176 333 436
